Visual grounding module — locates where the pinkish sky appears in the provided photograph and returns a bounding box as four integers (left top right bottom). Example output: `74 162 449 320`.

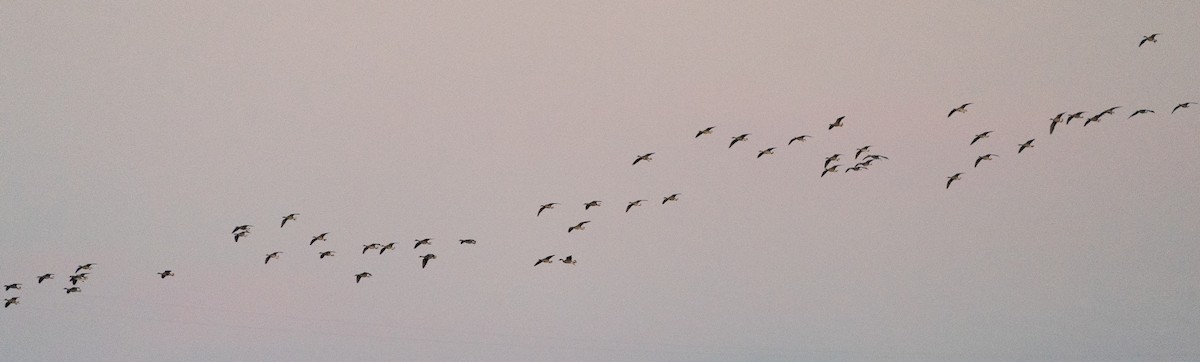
2 1 1198 361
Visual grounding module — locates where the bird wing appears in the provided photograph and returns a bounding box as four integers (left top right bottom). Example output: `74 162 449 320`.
1050 121 1057 134
946 178 953 189
975 157 983 168
626 204 634 212
422 258 430 269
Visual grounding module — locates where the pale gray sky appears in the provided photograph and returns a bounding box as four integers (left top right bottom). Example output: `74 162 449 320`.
2 1 1198 361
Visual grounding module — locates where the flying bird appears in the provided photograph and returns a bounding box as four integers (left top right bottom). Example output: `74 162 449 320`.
946 173 963 189
232 225 252 234
633 153 654 165
264 252 282 264
824 154 841 167
845 165 866 172
1050 113 1065 134
970 131 992 145
1099 106 1121 116
788 135 811 145
1084 114 1102 127
69 273 89 285
76 264 95 273
862 154 889 161
626 200 647 212
828 116 845 130
729 134 750 148
560 256 577 265
362 243 381 254
662 193 680 204
355 272 372 283
535 255 555 266
821 165 841 177
1172 102 1194 114
157 270 174 279
1066 112 1086 125
460 239 477 245
65 287 81 294
3 297 17 308
3 283 20 291
36 274 54 284
537 203 558 216
234 230 249 242
379 242 397 255
1018 139 1036 153
568 221 591 233
975 154 998 168
757 147 775 158
855 146 872 159
1139 33 1160 47
584 200 602 210
310 233 328 245
413 238 432 249
1128 109 1154 118
319 251 335 259
420 254 437 269
948 103 973 118
280 213 298 228
695 127 714 138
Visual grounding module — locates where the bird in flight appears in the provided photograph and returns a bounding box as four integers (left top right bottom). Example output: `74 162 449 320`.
821 164 841 177
232 225 252 234
560 256 577 265
971 131 992 145
264 252 282 264
1099 106 1121 116
626 200 647 212
1128 109 1154 118
537 203 558 216
845 165 866 173
280 213 298 228
568 221 591 233
76 264 95 273
584 200 602 210
729 134 750 148
946 173 963 189
948 103 973 118
535 255 555 266
361 243 381 254
69 273 89 285
1066 111 1086 125
234 230 249 243
633 153 655 165
1049 113 1065 134
460 239 477 245
1172 102 1194 114
828 116 845 130
824 154 841 167
757 147 775 158
157 270 174 279
3 283 20 291
1018 139 1036 153
3 297 17 308
36 274 54 284
662 194 680 204
975 154 998 168
1139 33 1160 47
788 135 811 145
413 238 432 249
695 126 715 138
310 233 328 245
355 272 372 283
379 242 397 255
420 254 437 269
1084 114 1103 127
319 251 335 259
65 287 81 294
855 146 872 159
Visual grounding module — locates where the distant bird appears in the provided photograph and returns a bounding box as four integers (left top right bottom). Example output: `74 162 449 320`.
855 146 872 159
362 243 381 254
1050 113 1065 134
1066 111 1086 125
459 239 477 245
379 242 397 255
584 200 602 210
946 173 963 189
233 230 249 242
845 165 866 173
821 165 841 177
157 270 174 279
319 251 335 259
232 225 252 234
264 252 282 264
413 238 432 249
36 274 54 284
948 103 973 118
862 154 889 161
626 200 647 212
975 154 998 168
1084 114 1102 127
3 297 17 308
1128 109 1155 118
560 256 577 265
310 233 328 245
535 255 555 266
1018 139 1036 153
64 287 81 294
662 193 680 204
3 283 20 291
1099 106 1121 116
1172 102 1194 114
856 159 875 167
695 126 715 138
828 116 845 130
420 254 437 268
68 273 89 285
76 264 95 273
757 147 775 158
788 135 811 145
280 213 298 228
568 221 591 233
824 154 841 167
729 134 750 148
537 203 558 216
633 153 654 165
971 131 992 145
355 272 372 283
1139 33 1160 47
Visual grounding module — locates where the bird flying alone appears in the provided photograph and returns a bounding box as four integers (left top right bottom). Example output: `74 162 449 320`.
971 131 992 145
157 270 174 279
319 251 335 259
265 252 282 264
568 221 591 233
828 116 845 130
948 103 972 118
975 154 998 168
420 254 436 268
280 213 298 228
662 193 679 204
537 203 557 216
788 135 811 145
626 200 647 212
1173 102 1194 114
535 255 555 266
1128 109 1154 118
232 225 252 234
1139 33 1160 47
946 173 963 189
729 134 750 148
695 126 714 138
460 239 477 245
1018 139 1036 153
757 148 775 158
355 272 372 283
633 153 654 165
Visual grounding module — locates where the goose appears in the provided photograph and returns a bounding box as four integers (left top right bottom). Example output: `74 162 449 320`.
695 126 715 138
821 165 841 177
662 193 680 204
64 287 81 294
975 154 998 168
568 221 591 233
3 297 17 308
946 173 963 189
1099 106 1121 116
1066 112 1086 125
355 272 372 283
36 274 54 284
788 135 811 145
1128 109 1155 118
1084 114 1102 127
862 154 889 161
584 200 602 210
537 203 558 216
310 232 328 245
1173 102 1195 114
460 239 477 245
319 251 336 259
947 103 973 118
413 238 432 249
828 116 845 130
362 243 381 254
729 134 750 148
3 283 20 291
626 200 647 212
855 160 874 168
157 270 174 279
824 154 841 167
1139 33 1160 47
633 153 654 165
69 273 89 285
420 254 437 269
1050 113 1065 134
280 213 298 228
855 146 872 159
232 225 252 234
757 147 775 158
535 255 555 266
970 131 992 145
845 165 866 172
1018 139 1035 153
560 256 576 265
233 230 249 242
76 263 95 273
264 252 282 264
379 242 397 255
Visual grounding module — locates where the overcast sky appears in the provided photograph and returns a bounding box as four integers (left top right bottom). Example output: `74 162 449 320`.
2 1 1198 361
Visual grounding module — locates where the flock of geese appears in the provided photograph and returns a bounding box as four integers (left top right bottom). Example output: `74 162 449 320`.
2 33 1194 311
